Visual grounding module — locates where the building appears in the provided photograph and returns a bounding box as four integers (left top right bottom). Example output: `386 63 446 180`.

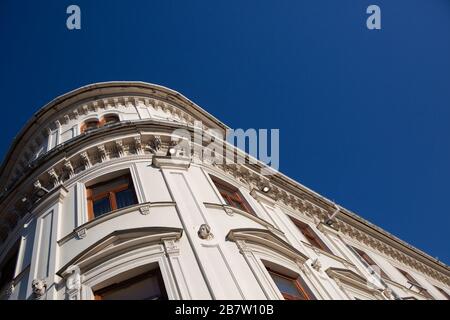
0 82 449 300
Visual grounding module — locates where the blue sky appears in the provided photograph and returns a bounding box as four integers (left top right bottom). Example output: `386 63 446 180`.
1 0 449 264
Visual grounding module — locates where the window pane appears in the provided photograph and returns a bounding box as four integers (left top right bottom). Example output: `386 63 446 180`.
303 228 322 249
97 272 166 300
84 120 99 132
212 177 253 214
93 196 111 217
231 199 246 211
220 193 232 206
92 176 130 197
116 188 137 209
104 115 119 125
269 272 305 299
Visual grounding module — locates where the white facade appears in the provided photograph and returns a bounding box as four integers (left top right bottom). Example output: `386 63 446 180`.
0 82 448 300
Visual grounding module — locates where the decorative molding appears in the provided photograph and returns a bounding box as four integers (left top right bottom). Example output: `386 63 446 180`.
63 161 74 179
57 227 183 276
79 151 91 169
139 205 151 215
152 155 191 170
162 238 181 257
57 202 176 246
197 224 214 240
311 258 322 272
47 168 60 187
31 279 47 299
1 86 449 288
76 228 87 240
325 267 384 299
63 265 81 300
227 228 309 265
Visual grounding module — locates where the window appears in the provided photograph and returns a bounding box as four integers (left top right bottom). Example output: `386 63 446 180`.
291 218 331 254
435 286 450 300
86 174 138 220
101 114 120 126
94 269 167 300
396 268 433 299
267 268 315 300
211 177 254 214
0 243 19 291
81 119 100 133
351 246 390 280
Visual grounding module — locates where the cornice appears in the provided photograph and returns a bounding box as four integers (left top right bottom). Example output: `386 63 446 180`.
0 82 229 189
0 83 448 287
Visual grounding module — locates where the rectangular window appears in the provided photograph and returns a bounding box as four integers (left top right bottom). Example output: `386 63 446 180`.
397 267 433 299
267 268 315 300
291 218 331 254
211 176 254 215
86 174 138 220
351 246 390 280
94 269 167 300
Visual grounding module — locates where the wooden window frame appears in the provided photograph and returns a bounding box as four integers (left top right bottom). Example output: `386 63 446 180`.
352 246 390 280
86 174 137 221
211 177 254 215
81 119 100 133
100 114 120 126
397 268 421 288
267 268 315 300
396 267 432 298
291 218 332 254
94 268 167 300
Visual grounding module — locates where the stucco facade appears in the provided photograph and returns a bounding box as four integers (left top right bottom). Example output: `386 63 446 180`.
0 82 449 300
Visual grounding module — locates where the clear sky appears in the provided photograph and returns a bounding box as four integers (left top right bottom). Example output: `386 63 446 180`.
1 0 449 264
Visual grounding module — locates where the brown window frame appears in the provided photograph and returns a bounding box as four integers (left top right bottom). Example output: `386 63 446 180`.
267 268 315 300
396 267 433 299
211 177 254 215
93 268 167 300
100 114 120 126
81 119 100 133
291 218 332 254
351 246 390 280
86 174 138 221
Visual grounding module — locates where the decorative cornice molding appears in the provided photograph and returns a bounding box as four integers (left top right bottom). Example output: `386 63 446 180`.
0 84 448 286
152 155 191 170
227 228 309 265
325 267 384 299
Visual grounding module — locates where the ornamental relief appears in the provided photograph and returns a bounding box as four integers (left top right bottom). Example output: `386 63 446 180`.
1 132 449 286
2 95 208 194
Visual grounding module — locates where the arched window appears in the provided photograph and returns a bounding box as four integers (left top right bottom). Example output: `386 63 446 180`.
101 114 120 126
81 119 100 133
